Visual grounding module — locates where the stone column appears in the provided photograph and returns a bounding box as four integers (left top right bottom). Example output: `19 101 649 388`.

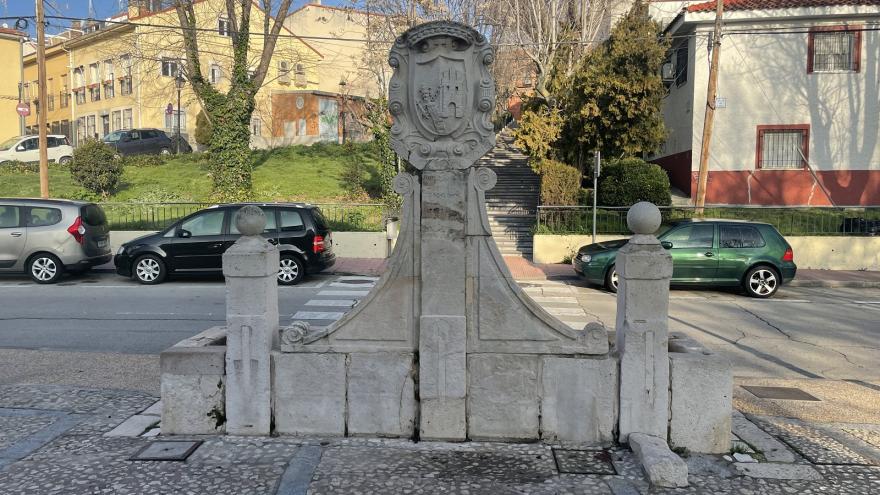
616 202 673 442
223 206 279 435
419 168 468 441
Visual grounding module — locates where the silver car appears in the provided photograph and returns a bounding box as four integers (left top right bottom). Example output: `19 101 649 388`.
0 199 111 283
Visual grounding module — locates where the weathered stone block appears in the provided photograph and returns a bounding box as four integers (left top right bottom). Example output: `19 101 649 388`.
161 374 225 435
669 352 732 454
225 316 275 435
629 433 689 488
419 315 466 440
541 356 618 445
272 352 346 436
347 352 416 437
420 398 466 441
618 325 669 442
468 354 539 440
161 346 225 376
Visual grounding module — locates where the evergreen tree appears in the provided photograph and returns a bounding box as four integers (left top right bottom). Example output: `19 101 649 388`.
558 1 669 161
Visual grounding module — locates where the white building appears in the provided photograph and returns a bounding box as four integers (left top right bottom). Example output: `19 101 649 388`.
652 0 880 206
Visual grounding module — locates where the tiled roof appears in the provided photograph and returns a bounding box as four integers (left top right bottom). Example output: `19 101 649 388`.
687 0 880 13
0 27 26 38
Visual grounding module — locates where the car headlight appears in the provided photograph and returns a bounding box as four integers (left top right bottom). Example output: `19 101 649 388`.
579 254 592 263
117 246 126 255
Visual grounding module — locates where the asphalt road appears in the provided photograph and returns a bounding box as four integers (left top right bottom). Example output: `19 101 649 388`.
0 271 878 394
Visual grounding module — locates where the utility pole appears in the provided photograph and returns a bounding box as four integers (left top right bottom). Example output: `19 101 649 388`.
694 0 724 215
36 0 50 199
592 150 600 244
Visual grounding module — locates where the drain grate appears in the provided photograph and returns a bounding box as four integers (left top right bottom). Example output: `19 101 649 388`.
552 448 617 475
130 440 202 461
742 386 820 401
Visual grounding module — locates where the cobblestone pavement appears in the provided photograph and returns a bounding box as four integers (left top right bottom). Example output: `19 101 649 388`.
1 384 879 494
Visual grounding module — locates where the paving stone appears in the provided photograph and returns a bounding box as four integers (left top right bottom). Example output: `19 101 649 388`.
104 414 160 437
751 416 879 465
735 462 823 480
0 415 56 449
731 412 797 463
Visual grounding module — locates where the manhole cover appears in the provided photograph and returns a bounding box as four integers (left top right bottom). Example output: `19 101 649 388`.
130 440 202 461
552 449 616 475
742 386 820 401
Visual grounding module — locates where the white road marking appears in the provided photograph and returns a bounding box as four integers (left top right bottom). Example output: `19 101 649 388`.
329 282 375 288
752 299 812 303
852 301 880 304
528 296 578 304
317 290 370 297
305 299 357 307
546 307 587 317
292 311 344 320
337 276 380 282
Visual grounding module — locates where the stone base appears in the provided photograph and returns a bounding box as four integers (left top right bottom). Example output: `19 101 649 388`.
468 354 539 440
420 398 466 441
272 352 346 436
541 356 618 445
629 433 689 488
160 345 226 435
669 348 733 454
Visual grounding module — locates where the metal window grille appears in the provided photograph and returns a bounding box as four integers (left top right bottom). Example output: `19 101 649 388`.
813 31 854 72
761 130 805 169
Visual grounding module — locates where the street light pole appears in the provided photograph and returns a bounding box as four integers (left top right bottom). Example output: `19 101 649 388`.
175 74 184 154
36 0 49 198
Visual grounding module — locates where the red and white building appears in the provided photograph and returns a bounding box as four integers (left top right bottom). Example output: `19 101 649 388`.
651 0 880 206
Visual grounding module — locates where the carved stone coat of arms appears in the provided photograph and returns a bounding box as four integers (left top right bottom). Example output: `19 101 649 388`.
388 21 496 170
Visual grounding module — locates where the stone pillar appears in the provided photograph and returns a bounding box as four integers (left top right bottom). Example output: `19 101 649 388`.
223 206 279 435
616 202 673 442
419 169 468 441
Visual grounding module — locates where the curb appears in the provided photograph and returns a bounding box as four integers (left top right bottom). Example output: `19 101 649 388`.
788 280 880 289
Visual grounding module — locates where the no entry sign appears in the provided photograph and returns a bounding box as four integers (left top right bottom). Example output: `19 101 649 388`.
16 102 30 117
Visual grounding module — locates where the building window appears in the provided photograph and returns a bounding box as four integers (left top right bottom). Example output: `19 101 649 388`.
85 115 96 139
60 90 69 108
161 58 180 78
165 108 186 132
75 90 86 105
210 63 222 84
47 95 54 111
89 86 101 102
89 63 100 85
73 67 84 88
104 60 114 81
218 17 232 36
122 108 133 129
756 125 809 170
250 118 262 136
808 26 860 73
674 40 688 86
104 81 115 99
120 77 132 96
112 110 122 131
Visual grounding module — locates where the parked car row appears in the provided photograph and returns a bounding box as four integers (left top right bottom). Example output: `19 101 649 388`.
1 199 334 285
572 219 797 298
0 129 191 167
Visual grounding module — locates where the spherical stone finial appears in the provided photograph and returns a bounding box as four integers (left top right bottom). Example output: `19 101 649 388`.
627 201 662 235
235 205 266 236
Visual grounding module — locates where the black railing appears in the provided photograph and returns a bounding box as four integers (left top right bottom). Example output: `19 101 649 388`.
536 206 880 236
100 202 393 232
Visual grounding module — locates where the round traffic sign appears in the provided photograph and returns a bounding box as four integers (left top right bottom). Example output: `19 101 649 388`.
16 102 30 117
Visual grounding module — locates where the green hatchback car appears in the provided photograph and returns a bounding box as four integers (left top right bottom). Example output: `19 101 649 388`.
572 219 797 298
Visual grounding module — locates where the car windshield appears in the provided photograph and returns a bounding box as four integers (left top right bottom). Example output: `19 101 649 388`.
103 131 126 142
0 136 22 150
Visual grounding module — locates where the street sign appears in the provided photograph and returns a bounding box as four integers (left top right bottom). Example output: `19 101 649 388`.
16 102 30 117
166 103 173 115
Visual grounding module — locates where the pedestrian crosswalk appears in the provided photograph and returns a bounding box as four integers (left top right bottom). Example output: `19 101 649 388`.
520 281 595 329
292 276 379 325
290 276 598 331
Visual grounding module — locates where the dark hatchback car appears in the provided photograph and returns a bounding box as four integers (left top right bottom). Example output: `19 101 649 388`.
573 219 797 298
114 203 335 285
103 128 192 156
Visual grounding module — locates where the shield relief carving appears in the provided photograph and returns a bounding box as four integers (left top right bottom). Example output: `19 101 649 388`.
388 21 496 170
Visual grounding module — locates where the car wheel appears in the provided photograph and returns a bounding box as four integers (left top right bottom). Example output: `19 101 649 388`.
134 254 166 285
743 265 779 298
160 147 171 155
278 254 305 286
604 264 619 293
28 254 64 284
58 156 72 165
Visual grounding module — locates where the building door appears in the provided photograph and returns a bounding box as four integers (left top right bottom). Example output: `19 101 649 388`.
318 98 338 142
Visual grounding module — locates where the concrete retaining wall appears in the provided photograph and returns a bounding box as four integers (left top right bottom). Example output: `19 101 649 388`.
111 231 391 259
534 234 880 271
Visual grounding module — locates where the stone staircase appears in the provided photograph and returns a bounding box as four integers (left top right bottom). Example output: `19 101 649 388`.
477 132 540 258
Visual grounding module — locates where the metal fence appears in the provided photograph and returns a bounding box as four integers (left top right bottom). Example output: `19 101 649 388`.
536 205 880 236
100 202 394 232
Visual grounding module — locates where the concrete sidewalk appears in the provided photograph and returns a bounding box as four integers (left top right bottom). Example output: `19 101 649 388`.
0 382 878 494
327 256 880 288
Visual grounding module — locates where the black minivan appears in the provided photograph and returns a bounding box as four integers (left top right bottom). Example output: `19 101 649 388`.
114 203 335 285
103 128 191 156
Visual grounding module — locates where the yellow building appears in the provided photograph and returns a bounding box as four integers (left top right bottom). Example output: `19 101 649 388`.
20 0 322 148
22 37 77 139
0 27 26 141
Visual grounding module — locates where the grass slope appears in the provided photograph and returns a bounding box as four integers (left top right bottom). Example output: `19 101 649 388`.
0 142 378 203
